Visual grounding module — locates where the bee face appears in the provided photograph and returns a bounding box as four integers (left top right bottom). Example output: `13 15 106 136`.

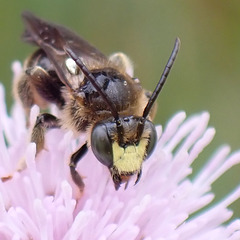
91 116 157 189
14 12 180 191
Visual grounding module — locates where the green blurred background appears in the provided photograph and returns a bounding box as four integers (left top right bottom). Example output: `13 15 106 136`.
1 1 240 219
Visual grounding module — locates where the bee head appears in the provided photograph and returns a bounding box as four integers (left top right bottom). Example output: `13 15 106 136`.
91 116 157 190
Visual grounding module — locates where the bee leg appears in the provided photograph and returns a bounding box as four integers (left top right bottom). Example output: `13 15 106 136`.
69 143 88 191
1 113 60 182
15 63 65 124
31 113 60 154
15 67 49 121
15 73 36 120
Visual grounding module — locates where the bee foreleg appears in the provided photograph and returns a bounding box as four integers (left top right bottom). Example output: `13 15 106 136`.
31 113 60 154
69 143 88 191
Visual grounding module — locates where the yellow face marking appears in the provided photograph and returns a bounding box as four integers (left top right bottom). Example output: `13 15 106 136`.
112 138 149 174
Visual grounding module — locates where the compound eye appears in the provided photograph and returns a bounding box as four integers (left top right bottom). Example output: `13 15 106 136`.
145 121 157 158
91 123 113 167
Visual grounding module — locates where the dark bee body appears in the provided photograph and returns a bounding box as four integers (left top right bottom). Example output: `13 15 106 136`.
18 22 151 132
13 12 180 190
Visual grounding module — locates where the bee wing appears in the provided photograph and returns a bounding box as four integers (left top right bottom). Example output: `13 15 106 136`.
21 11 108 89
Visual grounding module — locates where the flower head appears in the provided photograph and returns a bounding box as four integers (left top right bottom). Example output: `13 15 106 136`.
0 61 240 239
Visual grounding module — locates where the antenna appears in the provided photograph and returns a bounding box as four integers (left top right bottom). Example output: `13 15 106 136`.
143 37 180 118
137 38 180 139
65 46 120 122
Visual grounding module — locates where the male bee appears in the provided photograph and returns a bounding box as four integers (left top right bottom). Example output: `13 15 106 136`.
15 12 180 190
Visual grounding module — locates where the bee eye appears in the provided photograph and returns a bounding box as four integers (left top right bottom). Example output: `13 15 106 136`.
91 124 113 167
145 121 157 158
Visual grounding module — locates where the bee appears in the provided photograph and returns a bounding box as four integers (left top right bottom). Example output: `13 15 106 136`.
14 12 180 191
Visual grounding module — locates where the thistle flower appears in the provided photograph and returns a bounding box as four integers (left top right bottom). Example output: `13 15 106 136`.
0 62 240 240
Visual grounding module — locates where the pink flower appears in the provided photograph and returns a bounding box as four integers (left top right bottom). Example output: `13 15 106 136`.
0 61 240 239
